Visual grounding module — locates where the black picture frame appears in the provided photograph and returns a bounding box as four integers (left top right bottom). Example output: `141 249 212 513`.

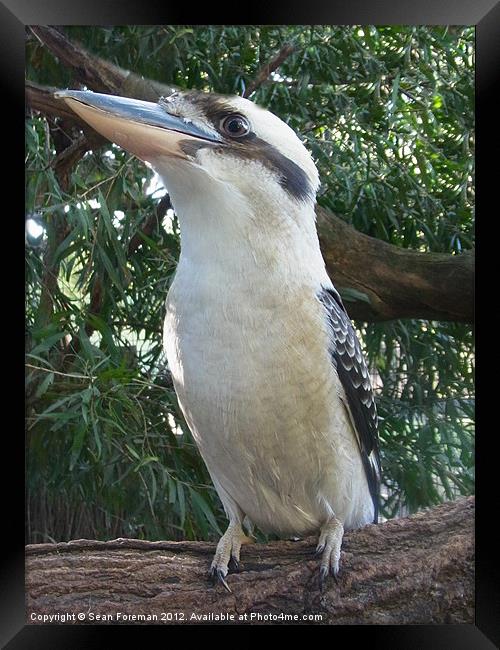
8 1 497 646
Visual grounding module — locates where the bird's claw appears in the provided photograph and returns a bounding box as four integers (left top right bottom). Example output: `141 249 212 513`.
319 564 340 591
317 516 344 590
209 521 251 592
319 566 329 592
315 543 325 556
209 566 232 593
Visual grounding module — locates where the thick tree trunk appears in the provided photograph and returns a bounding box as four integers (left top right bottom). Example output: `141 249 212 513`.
26 496 474 625
25 26 475 325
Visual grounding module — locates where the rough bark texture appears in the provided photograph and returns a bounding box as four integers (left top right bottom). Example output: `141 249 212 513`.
26 496 474 625
25 26 475 324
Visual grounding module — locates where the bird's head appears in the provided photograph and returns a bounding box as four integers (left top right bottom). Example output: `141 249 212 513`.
56 89 320 226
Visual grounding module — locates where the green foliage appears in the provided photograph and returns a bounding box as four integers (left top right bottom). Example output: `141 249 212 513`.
26 25 474 542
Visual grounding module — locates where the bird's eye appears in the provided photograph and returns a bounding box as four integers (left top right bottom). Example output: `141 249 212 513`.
220 114 250 138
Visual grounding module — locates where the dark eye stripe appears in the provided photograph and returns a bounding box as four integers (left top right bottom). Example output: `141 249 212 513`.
177 92 314 202
264 144 313 201
179 136 313 202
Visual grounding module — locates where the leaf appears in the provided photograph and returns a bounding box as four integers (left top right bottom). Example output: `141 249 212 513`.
30 332 67 356
97 189 128 268
37 394 75 417
53 229 80 265
69 423 87 470
92 420 102 458
78 324 98 361
388 70 401 128
87 315 116 354
177 482 186 527
98 247 125 296
339 287 371 304
189 488 222 535
135 455 160 470
34 372 55 399
82 402 89 425
126 444 140 461
168 477 177 504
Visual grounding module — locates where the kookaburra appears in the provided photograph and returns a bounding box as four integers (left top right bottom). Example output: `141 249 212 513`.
56 87 381 590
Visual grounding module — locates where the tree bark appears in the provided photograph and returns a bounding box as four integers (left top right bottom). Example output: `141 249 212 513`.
26 25 475 324
26 496 474 625
317 207 474 322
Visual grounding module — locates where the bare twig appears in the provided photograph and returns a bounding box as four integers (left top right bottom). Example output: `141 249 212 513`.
25 363 96 381
243 42 297 98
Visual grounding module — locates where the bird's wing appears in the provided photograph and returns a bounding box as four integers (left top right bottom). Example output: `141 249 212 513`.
318 286 381 523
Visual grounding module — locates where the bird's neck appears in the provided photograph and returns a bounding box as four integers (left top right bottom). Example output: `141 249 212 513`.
170 182 330 290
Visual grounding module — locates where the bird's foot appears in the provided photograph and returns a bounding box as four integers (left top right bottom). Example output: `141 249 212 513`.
209 522 252 593
316 516 344 590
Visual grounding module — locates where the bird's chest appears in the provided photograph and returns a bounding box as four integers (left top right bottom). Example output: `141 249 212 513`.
163 264 336 447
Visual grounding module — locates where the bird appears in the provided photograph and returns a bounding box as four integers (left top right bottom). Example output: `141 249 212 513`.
56 86 381 590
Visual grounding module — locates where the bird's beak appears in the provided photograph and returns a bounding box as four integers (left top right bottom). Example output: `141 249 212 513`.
55 90 222 162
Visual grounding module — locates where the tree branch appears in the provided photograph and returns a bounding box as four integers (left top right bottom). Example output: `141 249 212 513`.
25 80 99 131
317 207 474 323
28 25 178 100
25 497 474 624
243 42 297 97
